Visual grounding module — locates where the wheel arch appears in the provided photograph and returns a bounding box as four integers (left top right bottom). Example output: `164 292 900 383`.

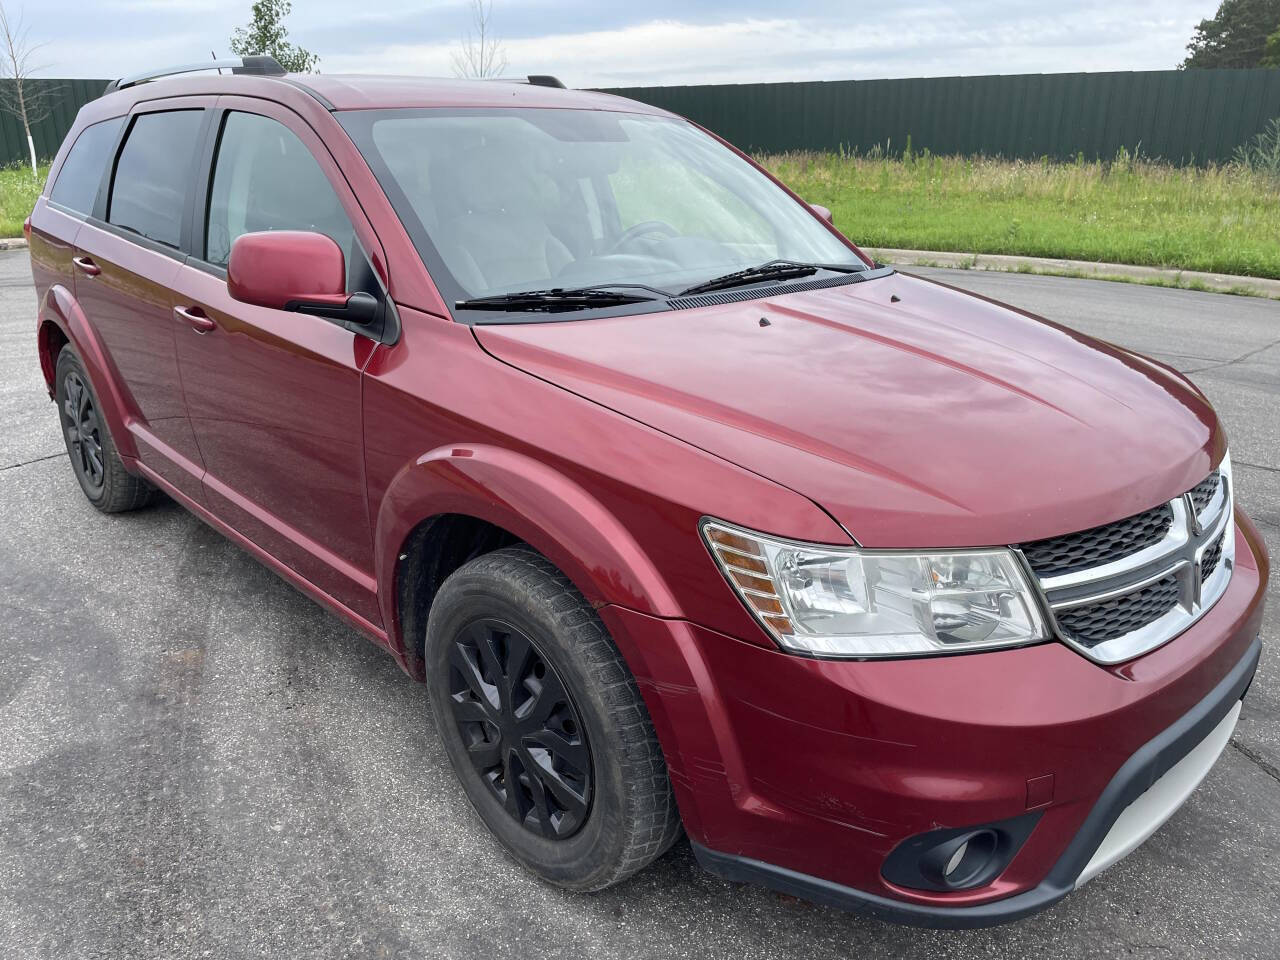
38 284 139 460
37 315 69 396
375 444 681 678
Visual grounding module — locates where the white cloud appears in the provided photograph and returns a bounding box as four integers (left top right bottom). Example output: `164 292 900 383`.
29 2 1213 84
318 8 1209 88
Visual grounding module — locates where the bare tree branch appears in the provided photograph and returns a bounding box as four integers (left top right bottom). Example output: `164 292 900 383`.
451 0 508 79
0 0 53 175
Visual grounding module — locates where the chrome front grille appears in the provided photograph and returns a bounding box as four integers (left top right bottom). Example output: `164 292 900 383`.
1054 574 1181 649
1188 474 1220 514
1200 531 1225 583
1020 502 1173 578
1019 462 1234 664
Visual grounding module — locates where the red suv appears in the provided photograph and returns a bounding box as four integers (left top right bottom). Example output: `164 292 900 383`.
27 57 1268 927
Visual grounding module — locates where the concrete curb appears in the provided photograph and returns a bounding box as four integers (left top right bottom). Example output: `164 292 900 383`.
866 248 1280 300
0 237 27 251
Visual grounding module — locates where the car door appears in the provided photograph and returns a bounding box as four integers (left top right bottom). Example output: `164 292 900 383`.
70 101 212 503
168 98 387 627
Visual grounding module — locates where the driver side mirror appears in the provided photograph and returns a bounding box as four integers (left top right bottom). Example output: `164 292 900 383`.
227 230 379 326
809 203 834 225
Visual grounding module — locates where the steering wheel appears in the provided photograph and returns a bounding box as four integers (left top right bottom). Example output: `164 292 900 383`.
608 220 679 253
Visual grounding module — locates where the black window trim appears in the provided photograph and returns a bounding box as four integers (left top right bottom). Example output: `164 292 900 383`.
61 95 399 345
186 103 226 274
82 104 214 265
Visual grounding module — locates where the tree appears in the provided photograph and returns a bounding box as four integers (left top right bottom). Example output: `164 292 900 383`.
1262 26 1280 65
451 0 508 79
0 2 52 177
1182 0 1280 68
230 0 319 73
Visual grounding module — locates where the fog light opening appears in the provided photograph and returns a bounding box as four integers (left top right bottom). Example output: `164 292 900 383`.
882 813 1040 893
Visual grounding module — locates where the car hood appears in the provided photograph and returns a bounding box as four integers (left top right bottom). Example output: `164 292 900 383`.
473 272 1222 548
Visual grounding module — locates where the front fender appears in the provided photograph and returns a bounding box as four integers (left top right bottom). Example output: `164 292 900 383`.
39 284 139 460
374 443 681 653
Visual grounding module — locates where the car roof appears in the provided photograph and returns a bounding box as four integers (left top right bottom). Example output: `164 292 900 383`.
92 71 671 117
294 74 666 113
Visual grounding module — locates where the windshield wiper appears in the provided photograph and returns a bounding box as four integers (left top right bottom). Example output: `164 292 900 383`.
678 259 867 297
455 285 664 313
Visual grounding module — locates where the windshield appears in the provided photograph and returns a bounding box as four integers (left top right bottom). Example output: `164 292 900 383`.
338 107 868 317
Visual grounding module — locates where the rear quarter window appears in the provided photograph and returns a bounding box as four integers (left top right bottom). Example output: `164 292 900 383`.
48 116 125 216
108 110 205 248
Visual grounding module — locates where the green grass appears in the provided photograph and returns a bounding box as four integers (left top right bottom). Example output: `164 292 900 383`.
0 163 47 237
761 150 1280 280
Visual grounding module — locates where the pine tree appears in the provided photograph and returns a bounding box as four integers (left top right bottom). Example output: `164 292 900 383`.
1182 0 1280 68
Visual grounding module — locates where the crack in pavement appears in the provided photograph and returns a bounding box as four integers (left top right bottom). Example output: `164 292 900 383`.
1236 460 1280 476
0 452 63 473
1230 739 1280 787
1182 337 1280 375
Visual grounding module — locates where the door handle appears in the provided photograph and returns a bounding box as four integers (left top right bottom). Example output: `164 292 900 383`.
174 305 217 334
72 256 101 277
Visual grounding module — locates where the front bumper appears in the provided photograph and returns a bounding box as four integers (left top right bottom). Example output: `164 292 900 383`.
599 513 1268 927
692 635 1256 927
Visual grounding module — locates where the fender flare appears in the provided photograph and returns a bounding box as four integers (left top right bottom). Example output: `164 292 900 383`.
374 443 681 660
39 284 139 460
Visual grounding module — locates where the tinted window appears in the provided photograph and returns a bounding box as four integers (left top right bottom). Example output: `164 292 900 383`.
205 112 355 280
49 116 125 215
108 110 204 248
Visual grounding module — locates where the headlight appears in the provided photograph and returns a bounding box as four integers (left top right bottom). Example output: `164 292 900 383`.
702 520 1049 658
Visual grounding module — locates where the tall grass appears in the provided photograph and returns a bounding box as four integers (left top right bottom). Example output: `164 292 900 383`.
761 148 1280 279
1234 118 1280 178
0 163 48 238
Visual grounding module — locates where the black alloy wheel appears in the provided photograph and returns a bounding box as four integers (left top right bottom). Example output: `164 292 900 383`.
446 618 592 839
61 370 105 495
53 346 155 513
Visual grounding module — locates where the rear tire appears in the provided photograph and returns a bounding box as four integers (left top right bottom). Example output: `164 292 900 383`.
425 545 681 891
54 346 155 513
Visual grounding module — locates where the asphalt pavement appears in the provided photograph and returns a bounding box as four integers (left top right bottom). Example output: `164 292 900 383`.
1 250 1277 959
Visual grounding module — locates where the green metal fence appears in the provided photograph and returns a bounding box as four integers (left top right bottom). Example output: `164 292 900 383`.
0 78 108 167
604 69 1280 164
5 70 1280 167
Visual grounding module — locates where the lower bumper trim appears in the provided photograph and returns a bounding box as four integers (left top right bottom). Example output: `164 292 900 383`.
691 842 1071 929
1076 699 1240 886
693 633 1261 928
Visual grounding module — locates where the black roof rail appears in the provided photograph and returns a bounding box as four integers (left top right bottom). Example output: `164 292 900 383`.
526 75 565 89
104 55 286 93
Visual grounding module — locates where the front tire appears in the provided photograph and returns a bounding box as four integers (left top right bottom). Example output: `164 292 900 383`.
54 346 155 513
425 545 681 891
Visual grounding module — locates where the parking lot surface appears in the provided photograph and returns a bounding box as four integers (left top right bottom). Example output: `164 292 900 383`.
1 250 1277 959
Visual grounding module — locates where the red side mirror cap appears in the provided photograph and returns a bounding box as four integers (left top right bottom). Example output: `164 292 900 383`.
227 231 346 311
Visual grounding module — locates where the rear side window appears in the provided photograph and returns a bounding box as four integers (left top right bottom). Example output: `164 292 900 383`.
205 112 356 278
108 110 205 248
48 116 125 215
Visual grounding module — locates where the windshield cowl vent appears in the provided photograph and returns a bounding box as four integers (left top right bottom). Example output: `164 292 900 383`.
667 268 891 311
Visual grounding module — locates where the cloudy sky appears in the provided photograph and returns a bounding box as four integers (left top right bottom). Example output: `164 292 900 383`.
26 1 1219 86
